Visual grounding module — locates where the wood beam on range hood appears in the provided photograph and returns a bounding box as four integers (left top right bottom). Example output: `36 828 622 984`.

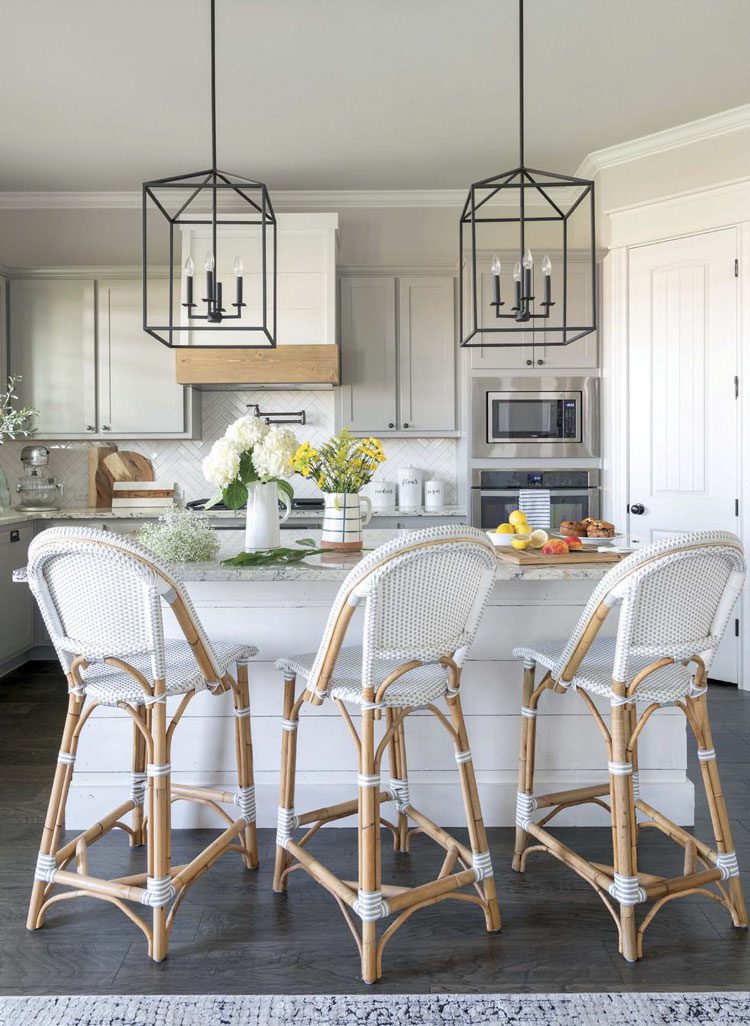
175 344 340 387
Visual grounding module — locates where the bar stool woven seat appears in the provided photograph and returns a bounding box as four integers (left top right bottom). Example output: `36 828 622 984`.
512 637 699 705
510 530 748 964
277 645 450 708
20 526 260 962
82 638 258 706
273 525 502 984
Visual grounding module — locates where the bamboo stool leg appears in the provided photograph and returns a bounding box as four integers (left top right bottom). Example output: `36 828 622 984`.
233 661 259 871
689 691 748 927
130 706 148 848
27 690 84 930
610 691 640 962
512 661 537 873
447 688 502 933
359 703 383 984
273 675 299 893
386 709 410 853
149 683 171 962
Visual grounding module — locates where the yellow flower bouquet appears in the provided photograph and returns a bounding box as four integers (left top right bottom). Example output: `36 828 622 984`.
292 429 386 493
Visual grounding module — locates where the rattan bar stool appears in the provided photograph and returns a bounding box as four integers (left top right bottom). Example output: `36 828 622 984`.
19 526 259 961
273 526 501 983
511 530 747 962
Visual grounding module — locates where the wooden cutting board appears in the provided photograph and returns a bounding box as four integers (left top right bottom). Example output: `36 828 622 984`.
95 451 155 508
87 444 118 508
497 548 626 566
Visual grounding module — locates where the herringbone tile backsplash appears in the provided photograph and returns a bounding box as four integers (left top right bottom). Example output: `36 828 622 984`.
0 390 458 507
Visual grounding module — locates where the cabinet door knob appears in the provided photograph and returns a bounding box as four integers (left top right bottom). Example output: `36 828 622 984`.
526 359 533 366
388 423 394 429
102 424 110 431
537 359 544 365
403 422 409 429
86 424 95 432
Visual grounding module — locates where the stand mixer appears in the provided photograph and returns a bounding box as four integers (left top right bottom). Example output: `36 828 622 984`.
16 445 64 511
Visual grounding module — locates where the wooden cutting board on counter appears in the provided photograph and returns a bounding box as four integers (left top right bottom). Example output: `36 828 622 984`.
496 548 626 566
93 451 155 508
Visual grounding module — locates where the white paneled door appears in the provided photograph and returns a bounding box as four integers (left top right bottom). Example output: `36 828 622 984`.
628 228 739 680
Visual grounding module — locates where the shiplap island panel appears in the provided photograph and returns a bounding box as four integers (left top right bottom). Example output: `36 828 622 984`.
68 530 691 828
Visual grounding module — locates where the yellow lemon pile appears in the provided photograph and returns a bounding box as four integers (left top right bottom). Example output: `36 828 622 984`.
495 512 548 551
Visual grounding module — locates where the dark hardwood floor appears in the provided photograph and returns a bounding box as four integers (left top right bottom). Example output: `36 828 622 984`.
1 661 749 995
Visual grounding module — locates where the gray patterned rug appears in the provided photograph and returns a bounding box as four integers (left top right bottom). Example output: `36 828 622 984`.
1 993 749 1026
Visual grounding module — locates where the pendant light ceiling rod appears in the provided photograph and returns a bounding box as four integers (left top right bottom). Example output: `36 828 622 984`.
210 0 218 170
518 0 524 169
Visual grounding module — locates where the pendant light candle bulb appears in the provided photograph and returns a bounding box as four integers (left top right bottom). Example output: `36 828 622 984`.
513 261 521 282
522 248 533 269
233 256 244 276
490 254 502 276
184 256 194 276
204 252 215 272
542 255 552 276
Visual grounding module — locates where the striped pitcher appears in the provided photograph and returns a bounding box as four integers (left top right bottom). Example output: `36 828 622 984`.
321 492 373 551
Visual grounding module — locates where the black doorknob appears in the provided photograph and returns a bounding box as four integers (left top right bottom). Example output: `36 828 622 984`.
629 503 645 515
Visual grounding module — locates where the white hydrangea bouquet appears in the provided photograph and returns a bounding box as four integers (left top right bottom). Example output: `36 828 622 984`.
202 414 299 552
202 414 298 510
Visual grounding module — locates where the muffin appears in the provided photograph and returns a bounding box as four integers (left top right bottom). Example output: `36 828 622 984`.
559 520 588 537
586 519 616 538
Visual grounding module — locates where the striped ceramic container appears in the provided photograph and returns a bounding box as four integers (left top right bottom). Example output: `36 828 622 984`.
321 492 373 551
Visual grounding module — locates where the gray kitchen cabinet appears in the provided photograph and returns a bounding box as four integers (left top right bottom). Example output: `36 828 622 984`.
465 252 598 370
0 523 34 664
9 276 197 440
338 276 398 433
337 273 457 436
397 277 456 432
10 278 97 436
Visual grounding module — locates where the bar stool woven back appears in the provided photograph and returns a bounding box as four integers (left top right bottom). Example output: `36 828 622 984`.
274 525 502 983
21 526 260 961
511 530 747 962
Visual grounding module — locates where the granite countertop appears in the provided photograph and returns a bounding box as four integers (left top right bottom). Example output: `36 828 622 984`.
0 505 467 526
169 530 611 584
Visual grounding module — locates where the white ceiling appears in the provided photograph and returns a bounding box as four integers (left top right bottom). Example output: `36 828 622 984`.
2 0 749 192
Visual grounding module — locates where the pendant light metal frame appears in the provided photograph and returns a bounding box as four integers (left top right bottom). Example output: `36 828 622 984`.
459 0 597 348
142 0 277 349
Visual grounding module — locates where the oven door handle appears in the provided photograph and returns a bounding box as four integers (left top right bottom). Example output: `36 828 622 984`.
473 488 596 496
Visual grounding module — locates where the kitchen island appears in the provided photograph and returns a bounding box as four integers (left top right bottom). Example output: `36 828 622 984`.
68 530 692 829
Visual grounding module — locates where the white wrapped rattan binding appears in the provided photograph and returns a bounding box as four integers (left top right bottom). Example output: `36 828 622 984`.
234 785 256 823
57 750 76 766
516 791 537 829
472 850 494 881
233 705 251 719
130 771 147 805
143 692 168 706
716 851 740 880
67 682 85 697
141 875 175 907
608 872 646 906
34 853 57 883
520 706 537 719
688 683 708 699
280 718 298 732
454 748 472 765
353 889 390 922
357 773 381 789
146 762 171 778
697 748 716 762
389 778 410 812
608 760 633 777
631 771 641 801
276 806 298 848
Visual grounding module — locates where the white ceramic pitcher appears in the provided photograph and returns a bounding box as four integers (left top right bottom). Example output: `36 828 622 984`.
244 481 291 551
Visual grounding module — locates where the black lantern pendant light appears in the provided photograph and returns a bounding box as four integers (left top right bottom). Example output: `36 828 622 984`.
142 0 276 348
459 0 596 347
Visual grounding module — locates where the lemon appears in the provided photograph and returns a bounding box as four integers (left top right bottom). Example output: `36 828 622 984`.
511 535 531 550
495 523 514 534
528 529 549 549
509 510 529 528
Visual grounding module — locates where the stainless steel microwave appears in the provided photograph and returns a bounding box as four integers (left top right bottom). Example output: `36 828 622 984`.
471 376 599 458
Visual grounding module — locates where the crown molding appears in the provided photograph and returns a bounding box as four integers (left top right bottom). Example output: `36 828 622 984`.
577 103 750 180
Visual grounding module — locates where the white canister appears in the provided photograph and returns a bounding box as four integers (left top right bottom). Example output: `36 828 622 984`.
424 479 445 509
370 480 396 510
398 467 423 509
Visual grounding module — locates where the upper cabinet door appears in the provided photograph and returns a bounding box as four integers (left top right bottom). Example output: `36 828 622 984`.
464 262 534 370
10 278 97 437
537 257 598 369
98 279 186 435
398 276 456 432
338 276 397 432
